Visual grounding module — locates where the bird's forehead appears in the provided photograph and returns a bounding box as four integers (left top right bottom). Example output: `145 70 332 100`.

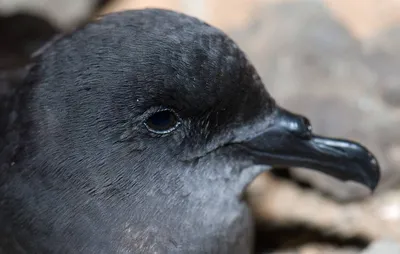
93 9 249 86
145 34 249 96
90 10 267 111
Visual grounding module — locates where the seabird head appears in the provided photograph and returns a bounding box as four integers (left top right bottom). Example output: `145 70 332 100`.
0 8 380 253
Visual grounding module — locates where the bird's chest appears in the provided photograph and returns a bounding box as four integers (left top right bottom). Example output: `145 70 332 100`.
120 200 254 254
181 203 254 254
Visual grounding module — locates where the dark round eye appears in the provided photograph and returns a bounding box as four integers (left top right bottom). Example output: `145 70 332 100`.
145 110 180 134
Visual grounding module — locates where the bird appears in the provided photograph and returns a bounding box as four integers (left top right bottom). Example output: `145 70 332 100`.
0 8 380 254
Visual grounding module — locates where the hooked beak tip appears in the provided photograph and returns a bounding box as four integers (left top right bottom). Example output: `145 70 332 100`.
362 153 380 191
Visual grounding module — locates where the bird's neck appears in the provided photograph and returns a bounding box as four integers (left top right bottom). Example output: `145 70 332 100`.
0 67 33 171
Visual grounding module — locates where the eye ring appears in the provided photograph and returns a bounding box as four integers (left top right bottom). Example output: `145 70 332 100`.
144 109 181 134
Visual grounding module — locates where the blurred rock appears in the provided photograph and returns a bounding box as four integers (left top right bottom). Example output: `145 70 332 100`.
273 245 360 254
248 174 400 250
0 0 114 70
0 14 58 70
0 0 111 31
362 239 400 254
231 0 400 201
365 27 400 108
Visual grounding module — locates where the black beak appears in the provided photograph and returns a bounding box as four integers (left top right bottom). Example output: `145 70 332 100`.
240 107 380 190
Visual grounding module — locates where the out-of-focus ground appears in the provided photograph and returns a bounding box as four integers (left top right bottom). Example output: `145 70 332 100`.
102 1 400 253
2 0 400 253
102 0 400 39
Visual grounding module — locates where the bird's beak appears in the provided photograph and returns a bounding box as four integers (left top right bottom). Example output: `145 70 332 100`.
239 107 380 190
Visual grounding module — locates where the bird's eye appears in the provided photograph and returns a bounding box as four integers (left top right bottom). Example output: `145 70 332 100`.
145 109 181 134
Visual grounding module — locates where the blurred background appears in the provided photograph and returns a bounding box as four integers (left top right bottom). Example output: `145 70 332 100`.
2 0 400 253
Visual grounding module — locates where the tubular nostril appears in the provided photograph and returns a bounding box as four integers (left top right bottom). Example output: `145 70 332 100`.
300 116 313 137
274 107 313 139
290 117 311 139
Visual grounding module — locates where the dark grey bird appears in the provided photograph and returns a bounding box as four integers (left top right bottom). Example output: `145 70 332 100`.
0 8 380 254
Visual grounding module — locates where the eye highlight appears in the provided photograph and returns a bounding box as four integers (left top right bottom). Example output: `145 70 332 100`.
144 109 181 134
